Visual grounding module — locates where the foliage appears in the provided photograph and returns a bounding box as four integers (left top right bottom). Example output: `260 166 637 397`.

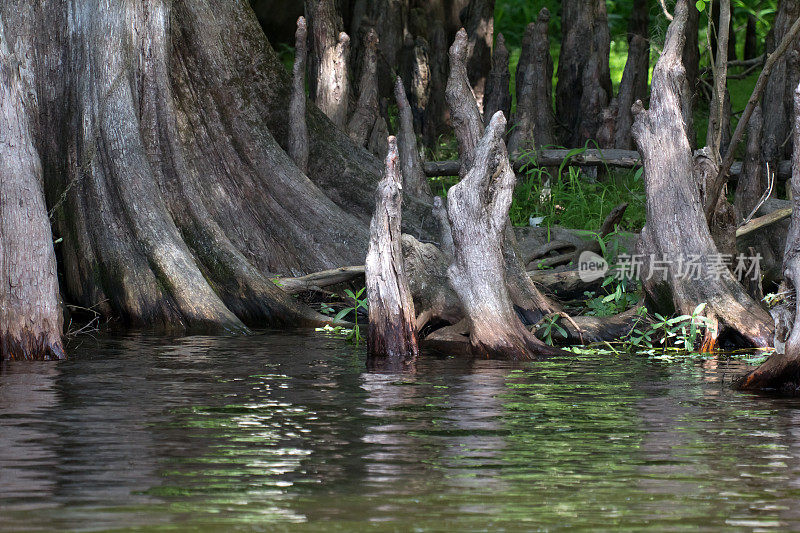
317 288 368 345
583 274 640 317
623 303 715 355
539 314 568 346
510 163 646 231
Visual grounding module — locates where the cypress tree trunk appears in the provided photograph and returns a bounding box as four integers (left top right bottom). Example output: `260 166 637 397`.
632 0 772 349
7 0 383 334
0 15 64 360
556 0 612 147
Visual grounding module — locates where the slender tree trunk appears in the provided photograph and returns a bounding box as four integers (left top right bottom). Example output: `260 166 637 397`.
366 138 419 368
736 81 800 392
632 0 772 349
0 17 64 360
734 104 767 221
347 28 379 147
627 0 651 103
744 13 759 60
394 76 433 203
508 8 554 156
556 0 612 147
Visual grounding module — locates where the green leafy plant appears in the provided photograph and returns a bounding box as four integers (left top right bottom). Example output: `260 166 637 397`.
539 314 568 346
332 287 368 345
623 303 713 355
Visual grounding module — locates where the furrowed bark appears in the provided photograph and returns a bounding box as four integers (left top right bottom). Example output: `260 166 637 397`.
706 0 731 163
394 76 433 203
446 28 484 173
0 19 64 360
316 31 351 129
365 137 419 368
445 25 560 323
632 0 772 348
422 20 449 148
736 81 800 392
408 36 431 137
762 0 800 169
508 9 554 156
347 28 379 147
462 0 495 112
628 0 651 102
447 113 563 359
734 104 766 221
305 0 345 119
615 34 650 150
29 0 366 332
289 16 310 173
556 0 612 147
483 33 511 123
368 115 390 159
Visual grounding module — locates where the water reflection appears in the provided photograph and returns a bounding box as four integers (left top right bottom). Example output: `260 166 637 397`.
3 335 800 530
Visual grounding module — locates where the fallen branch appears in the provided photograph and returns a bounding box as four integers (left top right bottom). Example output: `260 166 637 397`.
735 208 792 239
277 266 364 294
423 149 791 179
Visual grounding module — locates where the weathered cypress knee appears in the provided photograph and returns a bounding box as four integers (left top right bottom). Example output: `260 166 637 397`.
508 9 554 156
462 0 495 112
289 16 310 173
447 113 562 359
614 34 649 150
483 33 511 123
736 81 800 392
394 76 433 203
446 28 485 173
365 137 420 368
347 28 379 147
632 0 772 350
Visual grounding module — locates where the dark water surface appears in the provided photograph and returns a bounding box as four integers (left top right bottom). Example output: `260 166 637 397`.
2 332 800 531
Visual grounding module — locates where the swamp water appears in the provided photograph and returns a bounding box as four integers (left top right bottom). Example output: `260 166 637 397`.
1 332 800 531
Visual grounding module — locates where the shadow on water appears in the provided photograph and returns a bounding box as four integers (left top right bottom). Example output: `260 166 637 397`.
2 332 800 530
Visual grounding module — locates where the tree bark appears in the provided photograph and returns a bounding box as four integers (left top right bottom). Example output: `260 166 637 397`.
446 28 485 174
736 81 800 392
461 0 494 113
289 16 310 172
744 13 759 61
556 0 613 147
446 113 562 359
365 137 419 367
394 76 434 203
632 0 772 349
347 28 379 147
0 17 64 360
734 104 766 221
762 0 800 168
615 34 650 150
508 8 555 156
483 33 511 124
628 0 651 104
14 0 375 333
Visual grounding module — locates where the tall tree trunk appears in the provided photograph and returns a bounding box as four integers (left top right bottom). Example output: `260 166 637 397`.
0 16 64 360
347 28 379 147
682 1 701 147
290 16 311 172
744 13 759 60
628 0 651 103
632 0 772 349
508 8 554 156
736 81 800 392
556 0 612 147
762 0 800 168
734 104 766 221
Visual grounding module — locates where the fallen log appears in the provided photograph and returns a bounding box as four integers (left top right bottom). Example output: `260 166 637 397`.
365 137 419 367
422 150 792 179
277 266 365 294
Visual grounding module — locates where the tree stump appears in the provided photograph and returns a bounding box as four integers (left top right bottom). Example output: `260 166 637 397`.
447 113 562 359
483 33 511 123
508 8 554 156
735 81 800 392
365 137 420 367
632 0 773 349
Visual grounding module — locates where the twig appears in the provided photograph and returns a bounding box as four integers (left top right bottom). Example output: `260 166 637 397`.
659 0 674 21
741 162 774 226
